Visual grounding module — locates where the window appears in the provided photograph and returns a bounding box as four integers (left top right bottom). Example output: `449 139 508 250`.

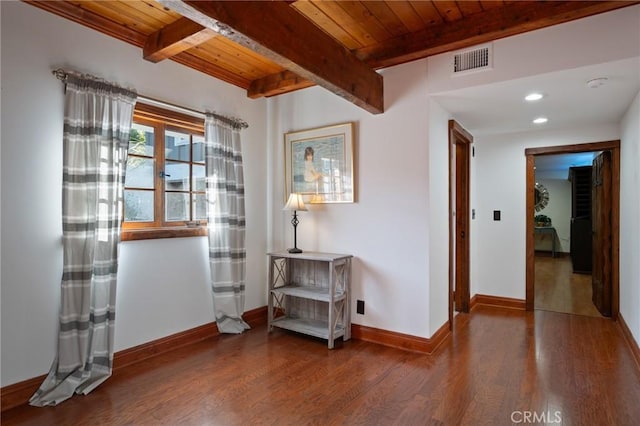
122 103 208 241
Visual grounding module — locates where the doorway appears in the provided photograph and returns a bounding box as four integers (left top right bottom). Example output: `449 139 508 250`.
533 152 600 316
449 120 473 328
525 141 620 319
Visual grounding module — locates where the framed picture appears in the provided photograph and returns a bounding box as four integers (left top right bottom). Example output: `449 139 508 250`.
284 122 355 204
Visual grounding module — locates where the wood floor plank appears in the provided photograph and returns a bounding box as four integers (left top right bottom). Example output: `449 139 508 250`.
2 306 639 425
535 255 601 317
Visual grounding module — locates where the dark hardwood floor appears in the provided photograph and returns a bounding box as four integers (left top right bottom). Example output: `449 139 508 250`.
535 255 601 317
3 306 639 425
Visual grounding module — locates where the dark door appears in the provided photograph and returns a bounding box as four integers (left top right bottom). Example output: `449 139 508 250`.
592 151 612 316
454 142 470 312
449 120 472 317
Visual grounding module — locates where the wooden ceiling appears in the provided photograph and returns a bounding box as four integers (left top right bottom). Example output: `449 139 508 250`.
27 1 638 114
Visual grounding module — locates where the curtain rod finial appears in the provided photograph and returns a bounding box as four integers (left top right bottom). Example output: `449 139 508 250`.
52 68 67 81
207 112 249 130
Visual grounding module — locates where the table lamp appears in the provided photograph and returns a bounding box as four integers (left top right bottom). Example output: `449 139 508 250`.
283 193 307 253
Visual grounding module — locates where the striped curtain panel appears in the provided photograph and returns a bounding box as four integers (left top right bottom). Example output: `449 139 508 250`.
205 115 250 334
30 72 136 406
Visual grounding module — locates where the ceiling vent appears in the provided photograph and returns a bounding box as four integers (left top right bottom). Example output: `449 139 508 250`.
453 44 493 75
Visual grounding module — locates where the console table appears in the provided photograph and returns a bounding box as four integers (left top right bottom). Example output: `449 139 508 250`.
535 226 557 257
267 251 352 349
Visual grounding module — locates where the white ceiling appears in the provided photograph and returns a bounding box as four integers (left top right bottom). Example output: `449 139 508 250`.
535 152 599 180
432 56 640 137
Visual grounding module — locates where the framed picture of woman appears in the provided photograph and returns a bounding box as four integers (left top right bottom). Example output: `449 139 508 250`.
284 122 355 204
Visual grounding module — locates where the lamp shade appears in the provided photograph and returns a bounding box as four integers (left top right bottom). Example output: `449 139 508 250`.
283 193 307 211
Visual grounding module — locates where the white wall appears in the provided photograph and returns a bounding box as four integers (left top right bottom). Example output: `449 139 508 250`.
267 60 434 338
534 178 571 253
472 124 620 300
427 100 452 335
620 90 640 344
427 6 640 94
426 5 638 302
0 2 267 386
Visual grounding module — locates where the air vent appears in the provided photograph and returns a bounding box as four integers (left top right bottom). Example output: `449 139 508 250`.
453 44 492 75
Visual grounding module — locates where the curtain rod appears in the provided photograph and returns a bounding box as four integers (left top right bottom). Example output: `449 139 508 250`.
52 68 249 129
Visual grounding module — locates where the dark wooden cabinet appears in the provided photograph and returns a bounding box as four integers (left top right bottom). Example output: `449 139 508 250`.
570 218 592 273
569 166 592 273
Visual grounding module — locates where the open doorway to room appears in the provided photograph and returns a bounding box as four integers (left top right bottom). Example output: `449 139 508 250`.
533 152 600 316
525 141 620 319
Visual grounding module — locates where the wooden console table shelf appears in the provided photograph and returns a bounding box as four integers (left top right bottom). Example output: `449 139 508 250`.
267 251 352 349
535 226 557 257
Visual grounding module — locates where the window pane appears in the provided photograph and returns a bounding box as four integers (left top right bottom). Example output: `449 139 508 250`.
193 164 206 191
124 190 154 222
165 162 190 191
129 123 154 156
166 130 190 161
166 192 189 221
193 135 205 163
125 157 154 188
193 194 207 220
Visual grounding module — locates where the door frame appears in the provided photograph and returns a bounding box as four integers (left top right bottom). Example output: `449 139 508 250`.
449 120 473 328
524 140 620 318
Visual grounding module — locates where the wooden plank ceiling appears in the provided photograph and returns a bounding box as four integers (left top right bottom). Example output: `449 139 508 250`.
26 0 638 114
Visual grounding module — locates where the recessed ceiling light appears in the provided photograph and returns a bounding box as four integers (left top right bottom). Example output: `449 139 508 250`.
533 117 548 124
525 93 544 101
586 77 608 89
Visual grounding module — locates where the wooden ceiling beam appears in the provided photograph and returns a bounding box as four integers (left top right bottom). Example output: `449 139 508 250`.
160 0 384 114
27 0 637 108
247 70 315 99
356 1 639 69
24 1 250 90
143 17 217 63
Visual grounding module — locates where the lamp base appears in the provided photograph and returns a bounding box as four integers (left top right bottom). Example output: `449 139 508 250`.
288 248 303 254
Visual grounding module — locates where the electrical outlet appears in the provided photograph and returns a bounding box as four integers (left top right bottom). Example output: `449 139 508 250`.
356 300 365 315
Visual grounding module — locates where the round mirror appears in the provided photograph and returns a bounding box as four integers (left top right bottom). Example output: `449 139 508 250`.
534 182 549 212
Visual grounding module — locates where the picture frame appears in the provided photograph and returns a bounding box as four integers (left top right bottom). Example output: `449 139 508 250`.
284 122 355 204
